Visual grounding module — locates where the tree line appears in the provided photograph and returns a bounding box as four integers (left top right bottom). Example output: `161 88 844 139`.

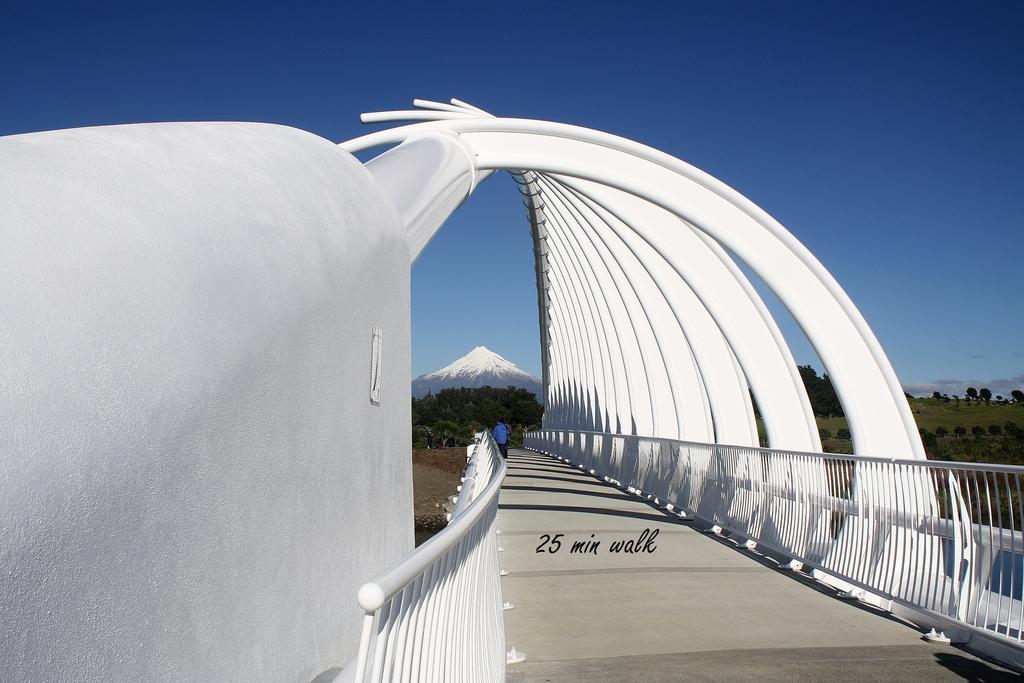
798 365 844 417
930 388 1024 405
412 386 543 448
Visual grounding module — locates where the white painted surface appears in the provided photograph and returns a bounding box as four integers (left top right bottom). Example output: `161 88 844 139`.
0 122 412 681
363 132 478 261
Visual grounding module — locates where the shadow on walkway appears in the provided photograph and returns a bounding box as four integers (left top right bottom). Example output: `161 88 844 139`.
500 485 637 504
505 472 612 488
501 449 1021 681
498 503 689 526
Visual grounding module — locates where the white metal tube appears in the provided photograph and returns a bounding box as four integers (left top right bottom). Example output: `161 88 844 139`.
541 181 654 434
542 175 706 440
363 132 478 262
411 98 479 114
537 186 619 432
360 110 480 124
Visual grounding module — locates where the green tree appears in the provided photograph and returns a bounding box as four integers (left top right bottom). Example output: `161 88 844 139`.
966 387 979 400
989 424 1003 436
1011 390 1024 404
837 428 851 440
433 420 460 447
457 421 478 444
935 427 949 437
412 386 543 445
954 425 967 437
797 365 844 417
971 425 985 437
980 388 992 402
932 391 942 400
818 428 832 440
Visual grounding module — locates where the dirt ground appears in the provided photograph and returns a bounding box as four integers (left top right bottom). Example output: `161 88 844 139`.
412 447 466 545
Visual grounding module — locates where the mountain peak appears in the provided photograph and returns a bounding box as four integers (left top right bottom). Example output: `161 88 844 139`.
413 346 543 401
422 346 531 380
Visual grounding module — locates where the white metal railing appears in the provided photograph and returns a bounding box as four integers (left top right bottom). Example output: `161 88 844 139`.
526 428 1024 650
341 432 507 682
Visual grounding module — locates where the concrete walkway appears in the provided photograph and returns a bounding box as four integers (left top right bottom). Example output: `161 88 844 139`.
499 449 1018 681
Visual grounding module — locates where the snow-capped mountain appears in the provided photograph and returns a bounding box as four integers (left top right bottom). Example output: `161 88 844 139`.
412 346 543 401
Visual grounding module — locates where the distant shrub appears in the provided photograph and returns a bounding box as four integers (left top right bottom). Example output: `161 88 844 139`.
797 365 844 417
954 426 967 437
837 428 851 440
819 428 832 440
935 427 949 437
989 424 1003 436
971 426 985 437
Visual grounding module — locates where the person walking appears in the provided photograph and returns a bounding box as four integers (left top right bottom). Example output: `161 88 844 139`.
493 418 511 459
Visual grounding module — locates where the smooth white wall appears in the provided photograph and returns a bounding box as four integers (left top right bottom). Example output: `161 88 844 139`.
0 122 412 681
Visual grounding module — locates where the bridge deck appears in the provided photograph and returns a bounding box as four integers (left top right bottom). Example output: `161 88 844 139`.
499 449 1014 681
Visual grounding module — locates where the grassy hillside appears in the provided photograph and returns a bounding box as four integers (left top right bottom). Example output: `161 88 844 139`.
816 398 1024 435
756 398 1024 463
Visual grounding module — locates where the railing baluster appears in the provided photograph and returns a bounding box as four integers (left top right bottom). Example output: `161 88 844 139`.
516 428 1024 656
346 427 1024 680
1014 473 1024 642
343 433 507 682
984 471 995 631
367 598 392 681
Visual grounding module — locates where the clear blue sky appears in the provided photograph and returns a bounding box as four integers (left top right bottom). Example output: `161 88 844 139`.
3 1 1021 395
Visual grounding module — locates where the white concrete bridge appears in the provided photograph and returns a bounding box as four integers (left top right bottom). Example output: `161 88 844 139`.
3 98 1023 681
499 448 1015 681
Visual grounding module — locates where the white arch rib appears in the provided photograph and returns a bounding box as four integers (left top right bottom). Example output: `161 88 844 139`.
539 175 710 441
550 175 817 450
553 178 755 446
519 173 632 434
535 182 628 433
541 176 677 438
343 108 923 459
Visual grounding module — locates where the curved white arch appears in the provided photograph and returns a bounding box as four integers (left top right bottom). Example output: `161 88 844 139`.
526 177 631 434
540 175 688 438
555 179 754 445
539 175 713 442
553 177 809 449
537 184 634 433
345 109 923 459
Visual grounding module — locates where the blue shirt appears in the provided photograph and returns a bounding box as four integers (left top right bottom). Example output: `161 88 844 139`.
493 423 510 444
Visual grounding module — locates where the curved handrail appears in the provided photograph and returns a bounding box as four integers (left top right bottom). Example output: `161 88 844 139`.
345 432 508 682
356 444 506 611
558 428 1024 474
